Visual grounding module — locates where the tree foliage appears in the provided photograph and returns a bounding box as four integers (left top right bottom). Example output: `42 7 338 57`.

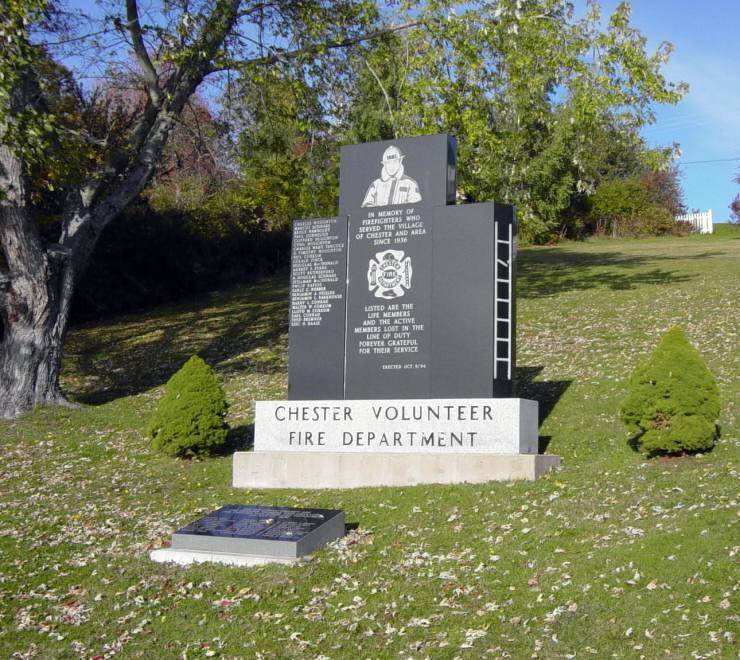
730 170 740 224
586 167 685 237
358 0 686 241
0 0 387 418
1 0 689 418
589 178 651 224
731 195 740 224
225 67 339 229
223 0 686 242
0 2 96 202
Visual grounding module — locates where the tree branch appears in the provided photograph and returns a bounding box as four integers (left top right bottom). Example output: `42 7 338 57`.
236 1 277 19
365 59 397 138
168 0 243 108
60 0 244 277
125 0 163 106
212 20 422 72
43 26 118 47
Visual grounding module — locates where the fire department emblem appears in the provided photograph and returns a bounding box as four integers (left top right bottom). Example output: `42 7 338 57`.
367 249 412 298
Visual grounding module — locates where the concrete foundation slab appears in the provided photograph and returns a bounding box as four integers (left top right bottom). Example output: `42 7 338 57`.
150 548 299 567
233 452 560 489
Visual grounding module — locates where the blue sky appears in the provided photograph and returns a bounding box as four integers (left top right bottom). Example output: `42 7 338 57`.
592 0 739 220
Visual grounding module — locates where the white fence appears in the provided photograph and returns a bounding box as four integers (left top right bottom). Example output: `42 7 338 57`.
675 209 713 234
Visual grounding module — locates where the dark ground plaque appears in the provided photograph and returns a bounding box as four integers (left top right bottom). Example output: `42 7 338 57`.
285 133 516 401
171 505 345 558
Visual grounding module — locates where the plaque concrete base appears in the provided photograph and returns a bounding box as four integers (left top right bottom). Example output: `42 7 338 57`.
150 548 298 567
233 452 560 489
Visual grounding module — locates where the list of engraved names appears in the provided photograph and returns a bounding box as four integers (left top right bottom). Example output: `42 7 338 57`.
290 218 344 327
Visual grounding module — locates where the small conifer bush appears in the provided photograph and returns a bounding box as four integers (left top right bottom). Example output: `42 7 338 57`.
621 327 719 456
148 355 229 457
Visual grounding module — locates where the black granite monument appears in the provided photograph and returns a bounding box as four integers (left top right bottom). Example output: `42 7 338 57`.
288 134 516 400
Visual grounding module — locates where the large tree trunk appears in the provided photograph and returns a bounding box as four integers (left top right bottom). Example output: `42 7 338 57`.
0 119 174 419
0 250 74 419
0 139 76 419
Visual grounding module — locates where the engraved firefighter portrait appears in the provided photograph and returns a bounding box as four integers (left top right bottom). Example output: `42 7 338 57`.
361 145 422 207
367 250 413 298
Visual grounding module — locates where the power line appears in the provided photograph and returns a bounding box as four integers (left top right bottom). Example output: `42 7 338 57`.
678 157 740 165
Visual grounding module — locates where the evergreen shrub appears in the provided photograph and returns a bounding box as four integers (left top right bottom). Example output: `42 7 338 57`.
148 356 229 457
621 327 719 456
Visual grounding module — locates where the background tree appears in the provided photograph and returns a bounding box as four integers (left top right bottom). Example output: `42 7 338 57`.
730 170 740 224
390 0 686 241
557 127 676 237
225 66 338 229
343 32 408 143
0 0 398 418
641 167 685 217
234 0 686 242
588 178 651 237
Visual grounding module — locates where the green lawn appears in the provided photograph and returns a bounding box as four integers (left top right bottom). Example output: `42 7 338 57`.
1 231 738 658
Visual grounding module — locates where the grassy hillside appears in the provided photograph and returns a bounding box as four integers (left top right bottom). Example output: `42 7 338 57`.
1 231 738 658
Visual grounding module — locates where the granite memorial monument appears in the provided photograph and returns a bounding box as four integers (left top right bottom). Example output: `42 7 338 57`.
234 134 560 488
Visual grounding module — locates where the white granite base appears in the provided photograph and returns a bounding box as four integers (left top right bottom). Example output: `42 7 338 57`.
253 398 539 454
150 548 299 567
233 452 560 489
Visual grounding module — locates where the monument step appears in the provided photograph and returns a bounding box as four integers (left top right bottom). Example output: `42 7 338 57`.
233 452 560 489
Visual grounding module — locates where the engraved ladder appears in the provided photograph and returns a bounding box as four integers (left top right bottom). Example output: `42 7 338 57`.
493 219 513 380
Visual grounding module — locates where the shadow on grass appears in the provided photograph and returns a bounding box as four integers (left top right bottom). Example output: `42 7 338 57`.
64 245 703 407
517 249 704 299
66 278 289 405
213 423 255 456
516 366 571 454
